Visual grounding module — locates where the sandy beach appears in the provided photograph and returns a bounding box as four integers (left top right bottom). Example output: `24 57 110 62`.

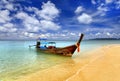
15 44 120 81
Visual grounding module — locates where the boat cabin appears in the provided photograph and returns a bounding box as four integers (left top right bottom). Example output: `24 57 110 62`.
47 42 56 49
36 38 56 49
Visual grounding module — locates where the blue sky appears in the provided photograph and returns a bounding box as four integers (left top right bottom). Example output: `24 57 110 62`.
0 0 120 40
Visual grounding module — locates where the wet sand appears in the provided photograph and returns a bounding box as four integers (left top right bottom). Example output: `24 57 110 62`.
16 44 120 81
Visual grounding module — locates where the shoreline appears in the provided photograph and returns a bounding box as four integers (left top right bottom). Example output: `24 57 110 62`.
6 44 120 81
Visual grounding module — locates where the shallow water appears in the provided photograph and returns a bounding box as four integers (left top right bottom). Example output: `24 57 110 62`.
0 40 120 81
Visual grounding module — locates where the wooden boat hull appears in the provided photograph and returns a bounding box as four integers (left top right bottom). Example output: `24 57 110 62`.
37 45 77 56
36 34 84 57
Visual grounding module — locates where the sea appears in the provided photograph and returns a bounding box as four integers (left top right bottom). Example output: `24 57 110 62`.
0 40 120 81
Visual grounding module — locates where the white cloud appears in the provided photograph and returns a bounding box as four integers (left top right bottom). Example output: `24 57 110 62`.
22 32 37 38
91 3 109 17
4 23 14 28
77 13 92 24
91 0 119 17
93 0 120 10
115 0 120 9
0 0 9 4
0 10 11 23
5 3 14 10
85 32 120 39
34 32 79 40
75 6 83 14
16 12 39 25
15 12 27 19
105 0 113 4
15 11 40 32
15 10 60 32
91 0 96 4
15 1 61 33
38 1 60 21
95 32 101 36
97 4 109 12
70 32 76 36
85 27 113 33
40 20 60 31
38 34 49 38
106 32 110 36
25 7 38 12
0 0 14 11
25 3 60 21
0 23 17 32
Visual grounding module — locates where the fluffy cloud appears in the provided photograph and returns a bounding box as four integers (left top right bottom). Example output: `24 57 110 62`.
95 3 109 16
115 0 120 9
91 0 120 17
85 31 120 39
21 14 38 24
0 10 11 23
77 13 92 24
91 0 120 10
15 12 40 32
105 0 113 4
22 32 37 38
15 12 60 32
40 20 60 31
0 0 14 10
25 1 60 21
97 4 109 12
91 0 96 4
91 0 113 5
75 6 83 14
0 23 17 32
34 1 60 21
75 5 93 24
0 1 61 40
84 23 120 39
15 1 60 33
5 3 14 10
0 1 18 37
34 31 79 40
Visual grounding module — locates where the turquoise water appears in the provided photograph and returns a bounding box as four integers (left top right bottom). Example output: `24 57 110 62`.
0 40 120 80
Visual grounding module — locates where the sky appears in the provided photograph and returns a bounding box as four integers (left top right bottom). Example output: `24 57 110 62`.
0 0 120 40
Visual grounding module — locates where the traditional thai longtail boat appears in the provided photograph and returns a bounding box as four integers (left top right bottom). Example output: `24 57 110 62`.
34 34 84 57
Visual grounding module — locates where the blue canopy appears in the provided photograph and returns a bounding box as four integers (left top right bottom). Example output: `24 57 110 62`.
41 42 48 44
37 38 47 40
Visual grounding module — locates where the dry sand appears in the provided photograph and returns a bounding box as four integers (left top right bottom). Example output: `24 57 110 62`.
15 44 120 81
